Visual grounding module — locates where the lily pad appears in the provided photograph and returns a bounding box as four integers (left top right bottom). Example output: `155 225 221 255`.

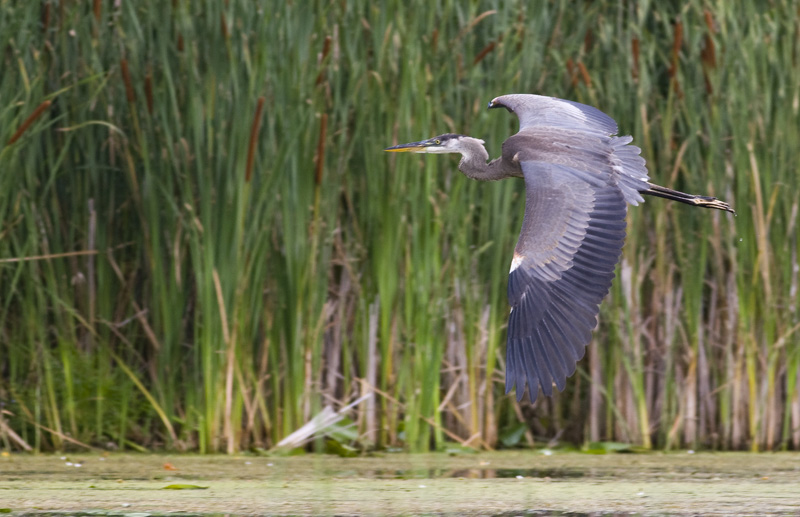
161 484 209 490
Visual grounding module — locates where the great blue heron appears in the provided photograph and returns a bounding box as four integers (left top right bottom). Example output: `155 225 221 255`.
385 94 734 403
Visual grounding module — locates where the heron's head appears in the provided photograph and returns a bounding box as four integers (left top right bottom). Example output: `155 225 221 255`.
384 133 483 154
487 97 514 113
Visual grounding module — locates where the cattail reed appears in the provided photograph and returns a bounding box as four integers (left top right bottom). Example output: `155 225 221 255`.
702 10 716 68
220 12 229 40
577 61 592 88
6 100 52 145
2 0 798 453
583 28 593 53
670 20 683 96
120 59 135 104
245 97 265 183
316 35 332 85
144 72 154 115
41 2 50 34
473 40 496 65
701 10 717 95
314 113 328 186
566 58 578 87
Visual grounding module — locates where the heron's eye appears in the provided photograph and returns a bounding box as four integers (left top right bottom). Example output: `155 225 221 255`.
434 139 441 144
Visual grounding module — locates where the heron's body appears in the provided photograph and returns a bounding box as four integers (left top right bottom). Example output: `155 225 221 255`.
386 94 734 402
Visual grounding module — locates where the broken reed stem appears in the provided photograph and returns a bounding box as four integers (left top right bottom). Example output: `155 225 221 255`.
25 420 100 451
245 96 266 183
6 100 52 145
120 59 135 104
214 267 237 455
0 414 32 451
365 378 479 448
0 242 135 264
314 113 328 186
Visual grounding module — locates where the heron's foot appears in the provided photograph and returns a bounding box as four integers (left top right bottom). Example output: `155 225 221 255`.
694 196 736 214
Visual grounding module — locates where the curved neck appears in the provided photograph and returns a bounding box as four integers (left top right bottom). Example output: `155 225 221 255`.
456 138 511 181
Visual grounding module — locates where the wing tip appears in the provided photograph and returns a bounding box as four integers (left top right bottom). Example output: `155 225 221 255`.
506 382 540 404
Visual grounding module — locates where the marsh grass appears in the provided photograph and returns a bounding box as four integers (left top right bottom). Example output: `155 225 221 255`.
0 1 798 452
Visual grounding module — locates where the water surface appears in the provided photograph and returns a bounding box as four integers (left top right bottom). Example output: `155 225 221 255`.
2 451 798 515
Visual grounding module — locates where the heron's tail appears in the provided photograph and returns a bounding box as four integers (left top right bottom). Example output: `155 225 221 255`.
641 184 735 214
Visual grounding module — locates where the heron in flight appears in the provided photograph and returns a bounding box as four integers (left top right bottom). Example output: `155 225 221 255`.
385 94 734 403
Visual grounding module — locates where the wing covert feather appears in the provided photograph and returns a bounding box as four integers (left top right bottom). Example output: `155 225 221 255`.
492 94 618 135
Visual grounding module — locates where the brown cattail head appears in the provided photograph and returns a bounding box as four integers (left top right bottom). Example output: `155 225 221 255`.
669 20 683 97
566 58 578 88
314 113 328 186
473 40 496 66
144 72 154 115
701 10 717 69
701 10 717 95
7 100 53 145
41 2 50 34
120 59 136 104
577 62 592 88
583 28 594 54
245 97 266 183
220 12 229 40
669 20 683 79
315 36 332 86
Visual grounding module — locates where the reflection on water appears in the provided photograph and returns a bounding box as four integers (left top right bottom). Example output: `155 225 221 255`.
492 510 644 517
345 467 585 479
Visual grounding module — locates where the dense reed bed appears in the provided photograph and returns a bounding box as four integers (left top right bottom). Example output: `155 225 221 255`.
0 1 798 453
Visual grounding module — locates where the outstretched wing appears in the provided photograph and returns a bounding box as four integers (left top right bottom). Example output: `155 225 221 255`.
492 94 651 205
505 160 627 402
491 94 619 135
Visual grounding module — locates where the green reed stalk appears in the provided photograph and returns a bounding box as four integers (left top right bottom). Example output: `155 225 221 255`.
1 0 798 453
